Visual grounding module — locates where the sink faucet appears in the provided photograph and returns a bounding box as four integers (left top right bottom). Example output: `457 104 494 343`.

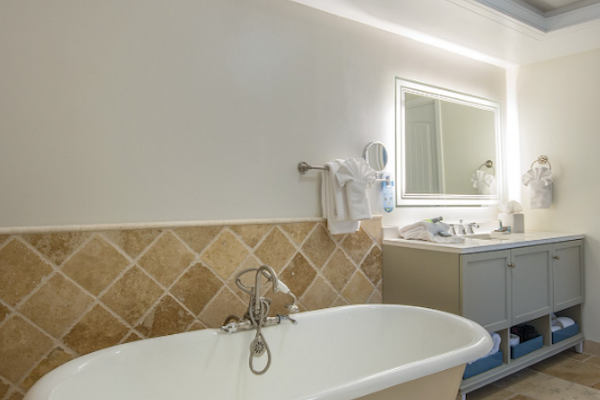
220 265 298 375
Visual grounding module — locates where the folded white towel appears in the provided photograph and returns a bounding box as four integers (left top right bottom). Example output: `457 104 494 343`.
399 221 465 244
551 326 562 333
321 160 360 234
522 167 553 209
336 158 377 221
471 170 496 195
554 317 575 329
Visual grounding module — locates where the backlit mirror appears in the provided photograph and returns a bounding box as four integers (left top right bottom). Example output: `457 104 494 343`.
396 78 502 206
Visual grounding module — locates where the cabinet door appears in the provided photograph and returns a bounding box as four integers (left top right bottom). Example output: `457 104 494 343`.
511 244 553 325
461 250 511 331
553 240 584 312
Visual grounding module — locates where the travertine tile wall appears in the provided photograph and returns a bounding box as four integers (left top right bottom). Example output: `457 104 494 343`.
0 219 382 400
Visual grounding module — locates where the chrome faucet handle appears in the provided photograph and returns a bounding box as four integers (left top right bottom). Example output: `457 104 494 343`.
467 223 480 234
448 224 457 235
277 314 297 325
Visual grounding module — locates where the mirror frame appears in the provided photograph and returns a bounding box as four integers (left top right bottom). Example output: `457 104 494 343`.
395 78 503 206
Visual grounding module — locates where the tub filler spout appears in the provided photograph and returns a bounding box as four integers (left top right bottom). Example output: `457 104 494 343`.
220 265 299 375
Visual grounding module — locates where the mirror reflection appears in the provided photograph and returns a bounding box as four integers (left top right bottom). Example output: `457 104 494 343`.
396 78 501 206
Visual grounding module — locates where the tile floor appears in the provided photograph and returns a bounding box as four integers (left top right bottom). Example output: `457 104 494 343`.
462 350 600 400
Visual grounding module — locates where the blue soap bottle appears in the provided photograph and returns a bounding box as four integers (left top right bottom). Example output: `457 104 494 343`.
382 181 394 213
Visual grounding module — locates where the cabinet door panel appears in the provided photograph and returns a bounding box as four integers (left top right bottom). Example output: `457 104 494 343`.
554 240 584 311
512 245 552 325
461 250 511 331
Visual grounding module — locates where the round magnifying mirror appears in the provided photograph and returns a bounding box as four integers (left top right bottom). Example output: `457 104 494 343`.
363 141 388 171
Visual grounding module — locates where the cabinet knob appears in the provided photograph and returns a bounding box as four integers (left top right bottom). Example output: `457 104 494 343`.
553 255 560 260
508 262 515 268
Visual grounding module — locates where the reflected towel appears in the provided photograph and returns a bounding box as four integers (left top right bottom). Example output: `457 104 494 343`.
471 170 496 195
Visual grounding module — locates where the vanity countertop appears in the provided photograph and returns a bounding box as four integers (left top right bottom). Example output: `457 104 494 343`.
383 231 584 254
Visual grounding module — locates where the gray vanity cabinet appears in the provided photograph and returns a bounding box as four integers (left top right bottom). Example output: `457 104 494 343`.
383 235 584 398
461 250 512 332
510 244 553 325
460 244 552 331
553 240 584 311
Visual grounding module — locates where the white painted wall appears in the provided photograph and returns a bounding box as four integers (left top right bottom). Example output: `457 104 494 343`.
0 0 505 228
518 48 600 341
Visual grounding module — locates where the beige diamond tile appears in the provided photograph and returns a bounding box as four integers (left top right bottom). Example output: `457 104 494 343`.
230 224 272 248
302 225 336 269
367 289 382 304
0 239 53 306
122 332 143 344
330 232 347 243
138 232 195 286
6 391 24 400
341 227 374 264
187 321 207 331
301 276 338 310
100 266 163 325
0 302 9 324
0 316 53 383
22 232 90 266
361 219 382 241
172 226 222 254
198 287 247 329
61 236 130 296
21 347 74 391
200 230 249 280
171 262 222 315
254 228 296 272
63 305 129 355
322 249 356 292
341 272 374 304
18 274 94 337
136 295 195 338
360 245 382 285
0 235 9 246
279 253 317 297
0 378 8 398
331 296 349 307
102 229 162 259
281 222 316 245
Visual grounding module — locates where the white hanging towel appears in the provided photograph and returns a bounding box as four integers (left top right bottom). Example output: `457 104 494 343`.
471 170 496 195
522 167 553 209
335 158 377 221
321 160 360 234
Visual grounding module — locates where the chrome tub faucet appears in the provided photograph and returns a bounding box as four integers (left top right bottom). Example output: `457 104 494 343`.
220 265 298 375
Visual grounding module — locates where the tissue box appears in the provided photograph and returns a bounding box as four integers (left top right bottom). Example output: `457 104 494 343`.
463 351 503 380
499 213 524 233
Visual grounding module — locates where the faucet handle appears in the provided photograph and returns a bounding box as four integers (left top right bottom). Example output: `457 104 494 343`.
467 222 480 234
277 314 297 325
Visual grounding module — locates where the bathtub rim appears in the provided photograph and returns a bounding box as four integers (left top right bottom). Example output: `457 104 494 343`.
24 304 492 400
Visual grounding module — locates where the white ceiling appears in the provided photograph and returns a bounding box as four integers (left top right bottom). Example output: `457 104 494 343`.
290 0 600 67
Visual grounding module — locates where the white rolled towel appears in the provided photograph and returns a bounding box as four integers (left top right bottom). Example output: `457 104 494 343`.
551 326 562 333
509 334 520 347
555 317 575 329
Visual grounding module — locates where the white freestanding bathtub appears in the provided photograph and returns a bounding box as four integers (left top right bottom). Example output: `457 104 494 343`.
25 305 491 400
